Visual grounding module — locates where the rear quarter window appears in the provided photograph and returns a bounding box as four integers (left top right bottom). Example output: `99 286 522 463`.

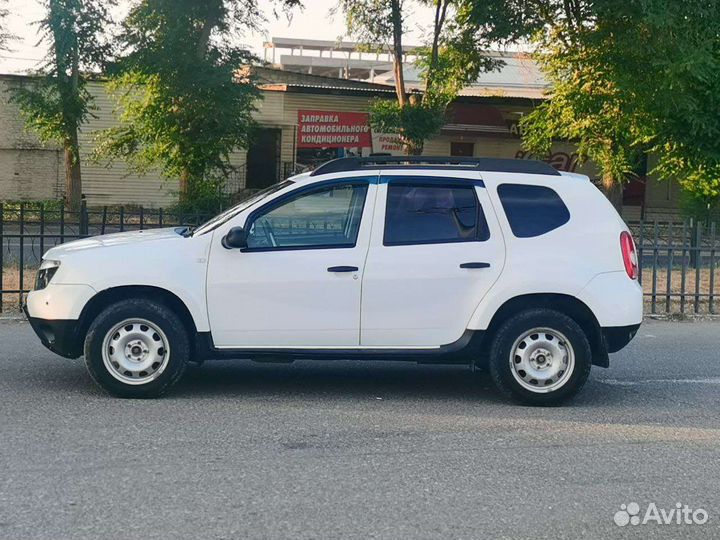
497 183 570 238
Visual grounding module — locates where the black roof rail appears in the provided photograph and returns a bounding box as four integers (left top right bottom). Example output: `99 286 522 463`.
310 156 562 177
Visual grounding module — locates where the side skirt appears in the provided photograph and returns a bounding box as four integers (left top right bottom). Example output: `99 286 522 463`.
195 330 485 365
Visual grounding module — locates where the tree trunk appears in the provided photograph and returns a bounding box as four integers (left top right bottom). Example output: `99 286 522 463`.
426 0 449 96
63 132 82 212
389 0 407 107
50 0 82 211
403 137 423 156
196 7 218 58
179 169 191 203
52 1 83 212
601 172 624 213
177 6 216 206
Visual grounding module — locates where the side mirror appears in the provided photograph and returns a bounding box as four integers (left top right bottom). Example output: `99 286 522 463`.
222 226 247 249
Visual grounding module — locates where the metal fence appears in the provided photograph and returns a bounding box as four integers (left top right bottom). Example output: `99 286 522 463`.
628 219 719 315
1 202 719 315
0 201 213 312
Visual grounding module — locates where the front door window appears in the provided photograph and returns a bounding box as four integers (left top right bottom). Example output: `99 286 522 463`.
246 183 369 250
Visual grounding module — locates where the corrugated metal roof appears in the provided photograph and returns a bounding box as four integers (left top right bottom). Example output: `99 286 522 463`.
373 52 548 100
264 36 420 54
260 83 397 95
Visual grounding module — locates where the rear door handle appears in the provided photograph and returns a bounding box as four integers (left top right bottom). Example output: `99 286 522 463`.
460 262 491 269
327 266 359 273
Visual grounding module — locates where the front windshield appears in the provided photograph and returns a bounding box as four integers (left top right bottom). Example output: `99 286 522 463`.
192 180 294 236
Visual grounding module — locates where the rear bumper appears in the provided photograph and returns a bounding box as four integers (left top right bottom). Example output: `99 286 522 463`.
602 323 641 354
23 304 82 359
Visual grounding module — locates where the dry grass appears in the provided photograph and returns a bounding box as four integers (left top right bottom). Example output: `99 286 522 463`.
641 267 720 314
1 266 35 312
641 267 720 294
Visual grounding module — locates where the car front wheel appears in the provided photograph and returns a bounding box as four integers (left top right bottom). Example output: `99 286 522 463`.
84 298 190 398
488 309 591 406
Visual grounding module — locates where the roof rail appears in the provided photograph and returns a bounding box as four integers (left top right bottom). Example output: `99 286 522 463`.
310 156 561 177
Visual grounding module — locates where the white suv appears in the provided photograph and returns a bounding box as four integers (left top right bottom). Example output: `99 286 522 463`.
24 157 642 405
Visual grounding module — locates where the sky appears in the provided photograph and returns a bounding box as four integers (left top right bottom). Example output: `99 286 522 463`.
0 0 436 74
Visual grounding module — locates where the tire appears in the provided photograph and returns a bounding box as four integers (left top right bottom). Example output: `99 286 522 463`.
488 309 591 406
84 298 190 398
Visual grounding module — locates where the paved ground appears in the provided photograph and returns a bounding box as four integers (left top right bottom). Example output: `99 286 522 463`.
0 319 718 540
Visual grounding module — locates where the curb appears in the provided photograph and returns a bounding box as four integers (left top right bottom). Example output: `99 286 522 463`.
0 315 25 321
644 313 720 322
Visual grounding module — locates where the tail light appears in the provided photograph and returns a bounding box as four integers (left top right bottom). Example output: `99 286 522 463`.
620 231 638 280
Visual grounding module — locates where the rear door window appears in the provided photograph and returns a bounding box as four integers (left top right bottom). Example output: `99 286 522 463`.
384 181 489 245
497 183 570 237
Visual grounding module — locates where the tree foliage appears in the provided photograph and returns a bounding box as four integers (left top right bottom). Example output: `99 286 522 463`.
337 0 534 154
94 0 301 210
10 0 114 210
418 0 540 107
521 0 720 204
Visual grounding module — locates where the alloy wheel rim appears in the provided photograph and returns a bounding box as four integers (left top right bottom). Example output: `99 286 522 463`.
508 327 575 393
101 319 170 385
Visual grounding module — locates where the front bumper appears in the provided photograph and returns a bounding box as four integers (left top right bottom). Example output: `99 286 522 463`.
23 304 83 358
23 283 95 359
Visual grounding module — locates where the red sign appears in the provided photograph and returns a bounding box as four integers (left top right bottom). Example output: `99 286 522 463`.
297 110 372 148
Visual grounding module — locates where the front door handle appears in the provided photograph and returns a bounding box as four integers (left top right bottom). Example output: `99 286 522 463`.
327 266 359 273
460 262 491 269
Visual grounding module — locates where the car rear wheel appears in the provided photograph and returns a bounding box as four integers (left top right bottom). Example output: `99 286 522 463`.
84 298 190 398
488 309 591 406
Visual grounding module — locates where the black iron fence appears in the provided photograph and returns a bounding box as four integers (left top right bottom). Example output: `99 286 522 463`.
2 202 719 316
628 219 719 315
0 201 214 312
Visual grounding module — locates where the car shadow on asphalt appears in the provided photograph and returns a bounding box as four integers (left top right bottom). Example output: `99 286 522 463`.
15 353 631 408
172 360 502 402
165 360 630 408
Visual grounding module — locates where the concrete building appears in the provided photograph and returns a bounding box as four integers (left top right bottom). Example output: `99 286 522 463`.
262 37 420 81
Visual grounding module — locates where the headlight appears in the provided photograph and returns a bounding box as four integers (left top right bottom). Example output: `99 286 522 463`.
35 260 61 290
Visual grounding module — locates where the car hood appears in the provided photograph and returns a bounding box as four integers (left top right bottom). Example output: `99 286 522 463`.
43 227 187 259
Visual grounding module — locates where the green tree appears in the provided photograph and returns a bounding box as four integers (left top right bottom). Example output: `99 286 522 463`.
615 1 720 202
337 0 535 154
11 0 113 211
520 0 720 208
94 0 301 210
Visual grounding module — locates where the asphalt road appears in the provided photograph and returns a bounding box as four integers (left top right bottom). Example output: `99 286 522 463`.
0 319 719 540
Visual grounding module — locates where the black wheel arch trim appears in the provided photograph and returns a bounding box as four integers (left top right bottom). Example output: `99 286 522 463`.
27 285 200 360
480 293 619 368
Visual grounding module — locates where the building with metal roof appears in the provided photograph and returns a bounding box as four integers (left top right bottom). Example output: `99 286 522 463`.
262 37 547 99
